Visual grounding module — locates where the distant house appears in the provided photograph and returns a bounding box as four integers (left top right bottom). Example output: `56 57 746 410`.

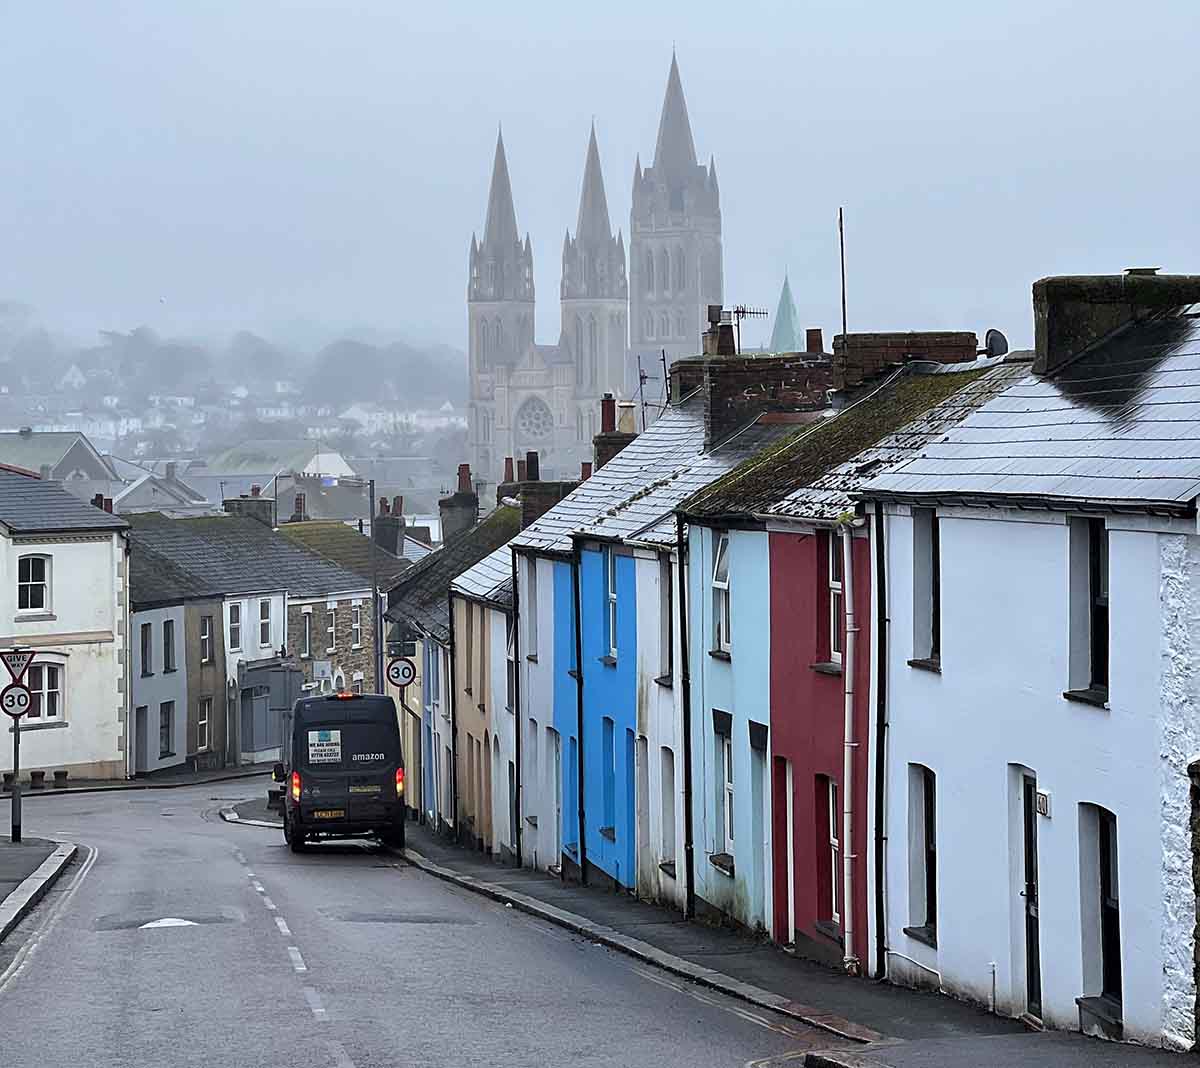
0 470 130 780
207 439 356 480
0 428 117 483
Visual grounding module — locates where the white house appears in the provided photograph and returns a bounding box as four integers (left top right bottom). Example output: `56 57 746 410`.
0 470 130 779
130 604 188 773
862 275 1200 1048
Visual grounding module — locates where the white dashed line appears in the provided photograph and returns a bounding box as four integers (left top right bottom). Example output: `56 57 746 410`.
245 871 255 878
252 880 265 894
327 1039 355 1067
288 946 307 972
303 986 325 1016
262 896 277 911
233 850 246 865
275 917 291 936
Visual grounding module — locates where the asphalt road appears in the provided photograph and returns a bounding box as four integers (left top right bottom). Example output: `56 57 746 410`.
0 781 850 1068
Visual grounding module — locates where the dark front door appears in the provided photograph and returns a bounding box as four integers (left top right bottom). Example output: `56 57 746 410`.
1022 775 1042 1019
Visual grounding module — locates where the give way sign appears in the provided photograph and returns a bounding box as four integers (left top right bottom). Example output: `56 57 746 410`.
1 650 34 683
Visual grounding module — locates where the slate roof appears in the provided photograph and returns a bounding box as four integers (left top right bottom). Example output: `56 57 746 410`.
0 469 129 534
511 395 707 556
863 309 1200 512
277 520 409 586
386 506 521 643
451 543 514 609
206 440 341 476
0 430 114 477
130 543 221 609
684 360 1020 522
126 513 370 598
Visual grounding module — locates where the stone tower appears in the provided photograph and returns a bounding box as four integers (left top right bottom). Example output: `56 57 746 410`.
561 124 628 445
468 129 535 478
629 54 723 380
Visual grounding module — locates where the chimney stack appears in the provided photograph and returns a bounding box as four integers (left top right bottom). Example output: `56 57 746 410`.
92 493 105 509
38 464 51 481
600 393 616 433
581 461 592 480
379 496 390 516
289 493 308 523
439 464 479 544
832 331 977 390
1033 272 1200 376
392 495 403 517
224 493 274 527
516 459 527 482
250 484 261 498
525 450 540 482
503 456 515 483
702 305 736 356
593 394 638 470
805 328 824 355
374 493 405 555
103 498 113 514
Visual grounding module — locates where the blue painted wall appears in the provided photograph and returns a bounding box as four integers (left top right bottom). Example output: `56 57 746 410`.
579 545 638 888
552 560 579 861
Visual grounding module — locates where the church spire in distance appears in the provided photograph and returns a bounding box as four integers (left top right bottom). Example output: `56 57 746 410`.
652 51 699 181
483 126 519 250
575 121 613 247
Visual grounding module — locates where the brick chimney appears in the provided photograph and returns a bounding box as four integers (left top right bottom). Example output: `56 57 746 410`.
831 331 978 390
374 492 404 556
1033 272 1200 376
581 461 592 480
224 493 274 527
503 456 515 483
516 458 527 482
806 328 825 355
593 392 637 470
525 450 540 482
702 305 736 357
103 498 113 513
92 493 105 509
438 464 478 544
289 493 309 523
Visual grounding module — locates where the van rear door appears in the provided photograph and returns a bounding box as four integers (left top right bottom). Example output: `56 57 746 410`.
299 721 399 823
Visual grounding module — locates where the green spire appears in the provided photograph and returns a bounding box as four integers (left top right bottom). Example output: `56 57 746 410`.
769 274 801 352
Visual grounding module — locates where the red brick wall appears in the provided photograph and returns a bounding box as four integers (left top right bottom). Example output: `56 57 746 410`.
832 331 978 389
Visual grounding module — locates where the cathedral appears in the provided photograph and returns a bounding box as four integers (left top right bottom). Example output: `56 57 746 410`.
467 55 723 484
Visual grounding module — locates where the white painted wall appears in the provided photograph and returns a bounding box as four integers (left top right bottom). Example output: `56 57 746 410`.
130 605 188 772
222 591 286 684
0 530 128 778
881 503 1196 1047
488 605 516 858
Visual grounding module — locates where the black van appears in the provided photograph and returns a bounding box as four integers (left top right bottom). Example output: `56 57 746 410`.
274 692 405 853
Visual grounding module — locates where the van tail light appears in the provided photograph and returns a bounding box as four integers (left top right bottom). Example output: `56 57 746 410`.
291 770 301 803
396 767 405 797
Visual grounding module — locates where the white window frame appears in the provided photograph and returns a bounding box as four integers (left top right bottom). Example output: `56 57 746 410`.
197 696 211 752
829 779 841 924
712 534 731 653
525 557 538 658
326 606 337 654
199 615 213 664
351 604 363 649
163 618 175 672
829 533 843 664
159 701 174 759
17 553 51 613
721 734 734 853
228 603 242 652
27 661 63 720
301 609 312 659
351 671 364 695
606 548 618 659
140 621 153 676
258 598 272 648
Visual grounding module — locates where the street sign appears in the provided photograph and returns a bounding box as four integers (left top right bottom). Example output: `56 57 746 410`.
1 683 31 719
1 650 33 682
386 658 416 689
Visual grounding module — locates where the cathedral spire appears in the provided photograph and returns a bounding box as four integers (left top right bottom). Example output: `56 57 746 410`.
483 128 519 250
652 53 698 180
575 122 613 246
769 274 802 353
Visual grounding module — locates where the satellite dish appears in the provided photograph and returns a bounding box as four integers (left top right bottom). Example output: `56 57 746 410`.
984 328 1009 358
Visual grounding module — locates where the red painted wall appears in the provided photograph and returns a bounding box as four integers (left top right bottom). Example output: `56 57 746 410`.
769 529 872 966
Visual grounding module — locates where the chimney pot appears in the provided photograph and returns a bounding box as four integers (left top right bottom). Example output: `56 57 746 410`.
38 464 52 481
600 393 616 433
379 496 390 516
581 461 593 480
805 328 824 354
393 495 403 517
503 456 515 483
457 463 472 494
617 402 637 434
516 459 528 481
250 484 261 497
525 451 540 481
92 493 104 509
103 498 113 513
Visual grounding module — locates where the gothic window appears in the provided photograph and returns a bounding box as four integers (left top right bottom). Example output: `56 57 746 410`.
493 320 503 356
645 314 655 340
658 250 669 293
677 312 687 338
576 408 584 441
645 252 655 296
588 316 598 386
478 318 489 363
575 318 585 384
515 396 554 443
674 248 685 290
660 314 670 338
487 262 496 289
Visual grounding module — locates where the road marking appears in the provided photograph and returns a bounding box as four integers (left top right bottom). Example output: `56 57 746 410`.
303 986 325 1017
252 880 265 894
139 917 198 929
275 917 291 936
631 965 807 1039
262 896 277 911
233 849 247 865
288 946 307 972
327 1039 355 1067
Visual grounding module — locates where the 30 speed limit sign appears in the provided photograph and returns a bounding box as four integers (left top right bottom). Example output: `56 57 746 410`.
0 683 31 719
386 658 416 688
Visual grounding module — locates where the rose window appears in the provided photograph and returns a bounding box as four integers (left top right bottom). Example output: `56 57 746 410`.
516 397 554 441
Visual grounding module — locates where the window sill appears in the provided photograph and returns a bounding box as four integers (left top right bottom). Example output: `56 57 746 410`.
526 653 539 663
907 657 942 674
709 852 735 877
159 752 176 759
904 923 938 949
351 644 362 651
9 719 66 732
1076 994 1123 1028
564 842 579 857
325 649 336 656
464 687 473 696
14 612 56 623
1063 687 1109 709
164 668 177 674
659 859 677 880
599 826 616 842
140 672 154 678
815 919 844 945
598 655 617 668
654 674 674 689
811 661 843 677
708 649 731 662
525 815 538 828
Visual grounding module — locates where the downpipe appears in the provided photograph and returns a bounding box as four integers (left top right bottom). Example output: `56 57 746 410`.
840 516 865 977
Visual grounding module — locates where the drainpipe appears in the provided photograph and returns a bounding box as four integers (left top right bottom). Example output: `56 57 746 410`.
840 518 863 976
571 546 588 883
447 600 459 841
872 503 889 980
510 547 523 867
676 513 697 919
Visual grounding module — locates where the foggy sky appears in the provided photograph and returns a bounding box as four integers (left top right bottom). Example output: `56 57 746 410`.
3 0 1198 354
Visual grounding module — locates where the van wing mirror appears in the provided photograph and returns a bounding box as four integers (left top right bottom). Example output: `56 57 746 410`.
272 762 285 783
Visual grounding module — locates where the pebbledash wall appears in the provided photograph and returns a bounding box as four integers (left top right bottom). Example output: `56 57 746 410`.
0 530 129 779
881 504 1199 1048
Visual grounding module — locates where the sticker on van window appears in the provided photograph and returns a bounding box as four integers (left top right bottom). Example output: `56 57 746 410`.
308 729 342 763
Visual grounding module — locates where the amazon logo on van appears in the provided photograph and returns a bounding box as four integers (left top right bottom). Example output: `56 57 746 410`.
351 753 387 762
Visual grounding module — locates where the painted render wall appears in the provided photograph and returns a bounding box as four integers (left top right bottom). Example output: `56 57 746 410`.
688 524 774 931
0 530 128 779
223 591 287 685
769 527 872 968
488 604 517 861
130 605 188 773
881 504 1192 1046
579 543 638 888
421 636 453 832
452 595 493 850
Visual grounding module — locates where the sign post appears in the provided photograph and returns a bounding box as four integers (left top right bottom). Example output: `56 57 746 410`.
386 657 416 692
2 648 34 844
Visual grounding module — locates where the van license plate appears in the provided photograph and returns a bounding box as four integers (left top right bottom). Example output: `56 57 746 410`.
313 809 345 819
349 784 381 794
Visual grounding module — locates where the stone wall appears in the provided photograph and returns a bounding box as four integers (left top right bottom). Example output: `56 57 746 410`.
287 595 376 693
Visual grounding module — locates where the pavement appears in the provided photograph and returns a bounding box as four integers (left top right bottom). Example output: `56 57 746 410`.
0 836 75 943
1 765 271 797
225 800 1193 1066
0 782 858 1067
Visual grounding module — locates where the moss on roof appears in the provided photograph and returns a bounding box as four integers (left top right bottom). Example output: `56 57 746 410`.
277 520 408 586
684 368 989 518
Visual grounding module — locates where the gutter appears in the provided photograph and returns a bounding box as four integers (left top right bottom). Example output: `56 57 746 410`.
510 546 523 867
872 502 889 980
675 512 696 919
571 543 588 883
839 514 866 976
